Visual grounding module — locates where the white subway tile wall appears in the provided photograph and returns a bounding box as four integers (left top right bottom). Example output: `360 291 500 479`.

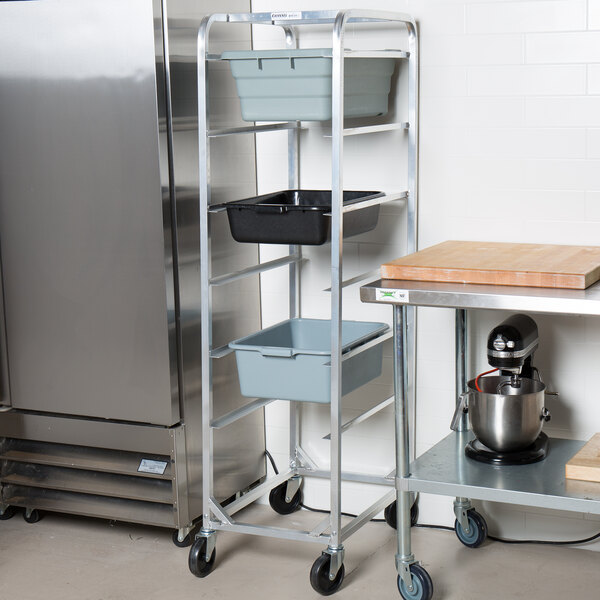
526 31 600 63
467 65 586 96
466 1 587 34
591 0 600 28
249 0 600 548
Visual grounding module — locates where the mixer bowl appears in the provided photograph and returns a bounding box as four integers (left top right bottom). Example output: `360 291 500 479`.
467 376 548 453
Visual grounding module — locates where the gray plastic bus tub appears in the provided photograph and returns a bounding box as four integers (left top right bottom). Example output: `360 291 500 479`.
221 48 396 122
229 318 389 403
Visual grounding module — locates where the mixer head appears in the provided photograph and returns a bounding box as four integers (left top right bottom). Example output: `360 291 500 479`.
487 314 539 376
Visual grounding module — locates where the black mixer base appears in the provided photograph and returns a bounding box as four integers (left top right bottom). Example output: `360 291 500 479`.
465 433 549 465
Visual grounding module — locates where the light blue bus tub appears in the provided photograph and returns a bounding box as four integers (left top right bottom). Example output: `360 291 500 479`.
229 318 389 403
221 48 396 122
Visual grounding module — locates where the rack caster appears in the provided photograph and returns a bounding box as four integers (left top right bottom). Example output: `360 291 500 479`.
268 478 302 515
310 550 345 596
397 564 433 600
172 524 196 548
384 498 419 530
0 505 17 520
188 533 216 578
23 508 43 524
454 507 487 548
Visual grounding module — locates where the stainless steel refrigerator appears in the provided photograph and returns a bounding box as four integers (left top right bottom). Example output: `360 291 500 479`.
0 0 265 537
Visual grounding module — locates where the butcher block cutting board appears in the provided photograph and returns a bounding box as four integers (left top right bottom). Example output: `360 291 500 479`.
381 241 600 290
566 434 600 482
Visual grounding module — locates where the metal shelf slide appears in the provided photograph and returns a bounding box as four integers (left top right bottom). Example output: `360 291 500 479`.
191 9 419 596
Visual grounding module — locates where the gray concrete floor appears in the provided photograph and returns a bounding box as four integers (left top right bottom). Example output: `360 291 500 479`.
0 503 599 599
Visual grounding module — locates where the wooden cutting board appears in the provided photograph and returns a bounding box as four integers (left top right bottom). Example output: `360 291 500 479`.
566 434 600 482
381 241 600 290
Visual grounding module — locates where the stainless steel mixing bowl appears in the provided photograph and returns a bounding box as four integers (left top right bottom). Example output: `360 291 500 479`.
466 376 549 453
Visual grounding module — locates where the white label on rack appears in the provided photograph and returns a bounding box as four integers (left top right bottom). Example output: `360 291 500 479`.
376 289 409 303
271 11 302 20
138 458 168 475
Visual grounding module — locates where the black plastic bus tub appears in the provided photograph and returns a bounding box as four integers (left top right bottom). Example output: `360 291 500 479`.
221 189 383 245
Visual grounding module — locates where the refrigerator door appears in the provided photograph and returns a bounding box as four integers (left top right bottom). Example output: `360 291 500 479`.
0 0 179 425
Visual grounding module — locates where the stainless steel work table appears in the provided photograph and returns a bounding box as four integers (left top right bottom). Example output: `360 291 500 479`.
360 278 600 599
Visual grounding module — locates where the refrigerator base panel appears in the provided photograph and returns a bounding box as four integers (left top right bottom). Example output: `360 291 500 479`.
0 412 264 530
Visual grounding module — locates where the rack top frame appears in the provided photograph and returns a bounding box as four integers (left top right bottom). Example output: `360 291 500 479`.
204 10 416 28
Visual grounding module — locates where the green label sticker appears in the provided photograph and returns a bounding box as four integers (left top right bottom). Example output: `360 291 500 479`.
375 289 409 303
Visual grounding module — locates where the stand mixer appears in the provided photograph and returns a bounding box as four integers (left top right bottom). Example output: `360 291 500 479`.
487 312 538 385
452 314 552 465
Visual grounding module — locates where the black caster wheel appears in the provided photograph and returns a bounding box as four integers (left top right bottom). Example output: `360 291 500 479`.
23 509 43 524
0 506 17 520
454 509 487 548
384 500 419 530
188 537 216 578
269 481 302 515
411 502 419 526
397 564 433 600
172 529 195 548
309 552 345 596
384 501 397 529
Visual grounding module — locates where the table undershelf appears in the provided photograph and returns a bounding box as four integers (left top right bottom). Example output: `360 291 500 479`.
403 431 600 515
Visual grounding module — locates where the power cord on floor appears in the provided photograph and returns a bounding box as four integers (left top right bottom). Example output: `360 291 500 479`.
264 450 600 546
299 498 387 522
413 524 600 545
487 531 600 546
414 523 454 532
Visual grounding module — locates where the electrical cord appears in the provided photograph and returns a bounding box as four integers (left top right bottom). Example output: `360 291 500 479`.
301 509 600 545
265 449 280 475
487 531 600 546
414 524 600 546
414 523 454 532
300 500 386 522
264 450 600 546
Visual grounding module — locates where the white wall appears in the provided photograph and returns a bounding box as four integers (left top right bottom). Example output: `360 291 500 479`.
251 0 600 548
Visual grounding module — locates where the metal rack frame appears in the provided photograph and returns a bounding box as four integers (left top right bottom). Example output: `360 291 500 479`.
360 278 600 596
193 9 419 588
